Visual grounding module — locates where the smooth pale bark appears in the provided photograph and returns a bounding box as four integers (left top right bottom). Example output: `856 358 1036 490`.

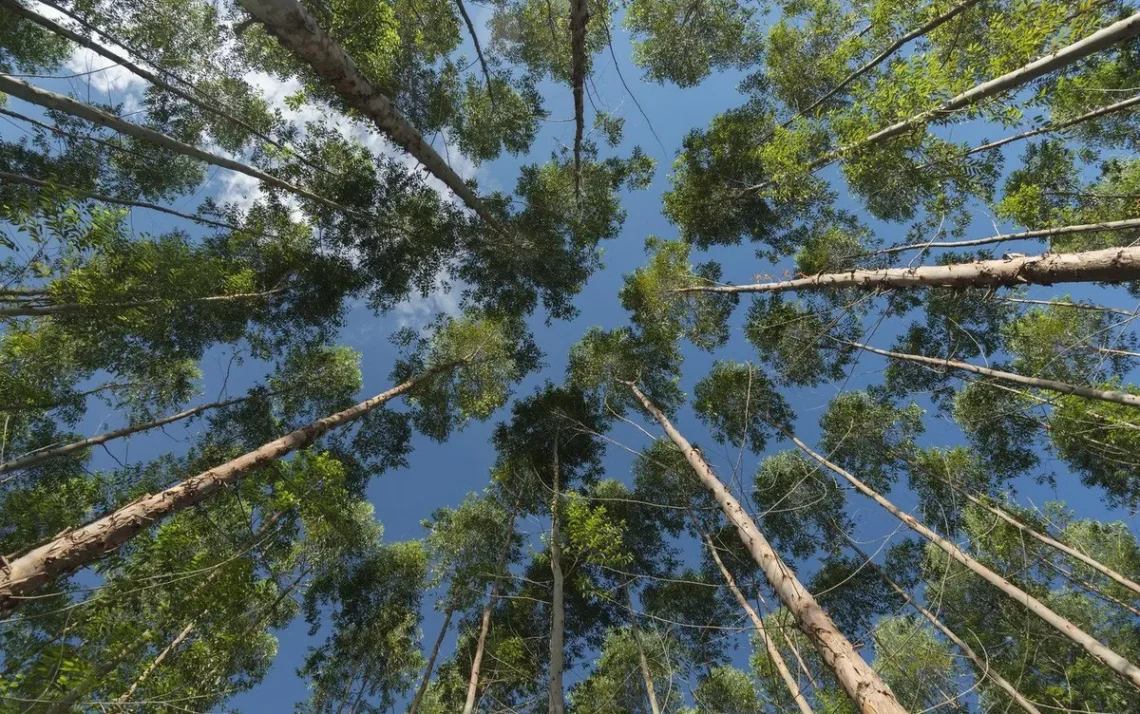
875 218 1140 255
1044 559 1140 618
845 541 1044 714
0 0 322 174
1095 346 1140 359
112 617 198 708
955 489 1140 598
0 393 258 477
0 360 463 613
409 603 454 714
454 0 495 108
0 76 350 213
235 0 501 230
786 0 984 124
1 106 135 158
679 245 1140 295
962 93 1140 157
787 431 1140 690
548 439 566 714
625 382 907 714
623 585 662 714
0 170 268 235
462 509 518 714
850 341 1140 409
693 518 814 714
0 289 283 318
570 0 588 198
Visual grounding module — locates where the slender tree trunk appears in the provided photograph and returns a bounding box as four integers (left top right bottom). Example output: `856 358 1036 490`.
44 630 152 714
0 76 348 213
623 585 662 714
850 340 1140 409
408 603 454 714
786 0 983 123
960 93 1140 158
454 0 496 108
463 508 518 714
625 382 907 714
0 359 464 613
570 0 589 199
235 0 501 230
1 379 142 413
1044 558 1140 618
786 431 1140 690
693 517 813 714
875 217 1140 255
678 245 1140 295
548 439 566 714
0 289 283 318
112 617 198 708
995 296 1139 319
846 542 1044 714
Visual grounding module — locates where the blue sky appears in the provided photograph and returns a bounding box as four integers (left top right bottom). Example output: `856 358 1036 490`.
2 3 1139 711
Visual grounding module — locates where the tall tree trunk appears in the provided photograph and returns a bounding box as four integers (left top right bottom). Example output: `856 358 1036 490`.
570 0 589 199
454 0 496 108
463 508 518 714
787 0 984 123
786 431 1140 690
235 0 501 230
875 217 1140 255
845 541 1044 714
623 585 662 714
960 93 1140 159
0 289 283 318
112 617 199 708
1042 559 1140 618
677 245 1140 295
548 439 566 714
849 341 1140 409
692 516 814 714
0 359 465 613
409 603 454 714
625 382 907 714
0 76 348 213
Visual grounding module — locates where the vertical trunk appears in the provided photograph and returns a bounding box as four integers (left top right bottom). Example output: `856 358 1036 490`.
626 382 907 714
112 618 199 708
0 360 464 613
847 542 1043 714
787 432 1140 690
623 585 662 714
692 516 813 714
463 509 519 714
569 0 589 198
409 604 455 714
548 439 566 714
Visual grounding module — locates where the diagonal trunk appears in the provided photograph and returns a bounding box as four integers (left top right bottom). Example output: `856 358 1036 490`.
548 439 565 714
995 297 1139 319
1043 558 1140 619
849 341 1140 409
0 76 348 213
845 540 1043 714
0 359 465 613
692 516 813 714
569 0 589 199
875 218 1140 256
0 289 284 318
787 431 1140 690
454 0 496 109
625 381 907 714
112 617 199 708
463 508 518 714
235 0 501 230
959 93 1140 159
623 585 662 714
677 245 1140 295
409 604 454 714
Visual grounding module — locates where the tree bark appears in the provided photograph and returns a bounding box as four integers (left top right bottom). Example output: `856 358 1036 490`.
625 382 907 714
235 0 501 230
409 603 454 714
845 541 1044 714
570 0 589 199
548 439 565 714
693 517 814 714
0 289 283 318
0 359 464 613
0 76 349 213
849 340 1140 410
874 218 1140 255
787 431 1140 690
623 585 662 714
679 245 1140 295
112 618 198 708
463 508 518 714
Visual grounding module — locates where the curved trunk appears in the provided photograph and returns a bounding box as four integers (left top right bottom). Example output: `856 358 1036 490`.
626 382 907 714
0 360 463 613
410 604 454 714
548 439 566 714
787 431 1140 690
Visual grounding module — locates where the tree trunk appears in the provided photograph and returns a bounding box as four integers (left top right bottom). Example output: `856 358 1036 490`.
995 297 1138 319
0 76 347 213
1043 559 1140 618
0 289 283 318
548 439 566 714
875 218 1140 255
623 585 662 714
960 93 1140 159
850 341 1140 409
787 0 983 123
463 508 518 714
787 431 1140 690
409 604 454 714
626 382 907 714
678 245 1140 295
454 0 496 108
0 359 464 613
235 0 501 230
693 517 814 714
846 541 1044 714
570 0 589 199
112 618 198 708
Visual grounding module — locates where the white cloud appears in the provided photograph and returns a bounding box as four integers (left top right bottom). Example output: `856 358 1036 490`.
392 275 461 329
